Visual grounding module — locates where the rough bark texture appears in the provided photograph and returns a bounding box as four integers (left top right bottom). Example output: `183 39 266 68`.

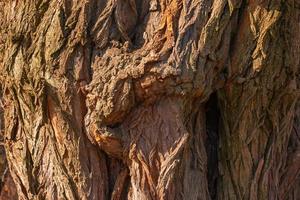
0 0 299 200
0 147 17 200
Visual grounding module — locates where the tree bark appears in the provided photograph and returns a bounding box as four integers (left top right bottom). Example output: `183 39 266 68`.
0 147 17 200
0 0 299 200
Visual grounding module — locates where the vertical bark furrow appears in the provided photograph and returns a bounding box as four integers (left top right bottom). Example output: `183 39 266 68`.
205 93 220 200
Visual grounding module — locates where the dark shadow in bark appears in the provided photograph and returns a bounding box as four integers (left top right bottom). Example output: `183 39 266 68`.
205 92 220 200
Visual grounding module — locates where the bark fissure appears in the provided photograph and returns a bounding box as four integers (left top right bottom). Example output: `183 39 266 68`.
205 93 220 200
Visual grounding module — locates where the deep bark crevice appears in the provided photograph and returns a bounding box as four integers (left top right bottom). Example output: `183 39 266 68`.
205 92 220 200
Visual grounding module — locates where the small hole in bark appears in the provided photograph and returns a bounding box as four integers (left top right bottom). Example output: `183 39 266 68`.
205 92 220 200
107 122 121 129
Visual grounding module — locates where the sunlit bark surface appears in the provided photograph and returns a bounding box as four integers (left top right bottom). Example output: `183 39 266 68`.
0 0 299 199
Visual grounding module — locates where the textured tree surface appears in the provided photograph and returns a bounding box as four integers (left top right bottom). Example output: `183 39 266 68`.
0 0 299 200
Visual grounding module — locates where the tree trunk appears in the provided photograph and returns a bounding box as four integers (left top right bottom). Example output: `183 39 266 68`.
0 0 299 200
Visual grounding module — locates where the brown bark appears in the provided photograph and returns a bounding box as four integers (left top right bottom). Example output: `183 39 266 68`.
0 148 17 200
0 77 17 199
217 1 300 199
0 0 299 200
